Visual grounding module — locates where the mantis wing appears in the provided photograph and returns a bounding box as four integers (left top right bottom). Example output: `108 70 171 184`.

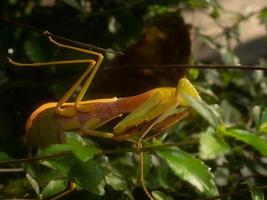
114 90 176 135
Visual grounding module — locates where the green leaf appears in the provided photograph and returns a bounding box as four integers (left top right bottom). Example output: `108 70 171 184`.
222 129 267 157
219 47 240 65
0 152 10 160
41 179 68 198
41 157 77 175
24 39 46 62
199 128 230 160
26 173 40 196
184 95 220 128
251 185 265 200
62 0 83 11
156 148 218 197
65 132 102 161
259 8 267 26
105 172 127 191
221 100 241 126
142 153 152 178
259 107 267 134
68 160 108 195
198 34 218 49
40 144 71 155
152 191 174 200
41 132 101 162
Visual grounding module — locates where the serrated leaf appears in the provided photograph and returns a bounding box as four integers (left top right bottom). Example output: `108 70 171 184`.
41 179 68 198
152 191 174 200
26 173 40 196
156 148 218 197
251 185 265 200
184 95 220 128
222 129 267 157
68 160 108 195
199 128 230 160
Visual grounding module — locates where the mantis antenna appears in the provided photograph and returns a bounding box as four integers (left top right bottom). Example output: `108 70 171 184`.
0 15 123 55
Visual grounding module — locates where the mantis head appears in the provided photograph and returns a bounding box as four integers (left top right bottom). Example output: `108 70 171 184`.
176 77 201 107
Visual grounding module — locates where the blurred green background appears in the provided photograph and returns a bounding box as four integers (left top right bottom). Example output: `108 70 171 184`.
1 0 267 199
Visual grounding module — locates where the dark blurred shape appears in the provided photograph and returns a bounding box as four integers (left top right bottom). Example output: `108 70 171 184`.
92 12 191 97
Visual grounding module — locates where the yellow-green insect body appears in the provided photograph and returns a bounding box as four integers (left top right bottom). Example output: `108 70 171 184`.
23 77 200 147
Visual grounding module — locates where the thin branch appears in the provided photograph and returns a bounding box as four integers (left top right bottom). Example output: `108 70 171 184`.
4 199 36 200
194 185 267 200
103 64 267 71
0 152 72 165
0 168 25 173
0 139 199 165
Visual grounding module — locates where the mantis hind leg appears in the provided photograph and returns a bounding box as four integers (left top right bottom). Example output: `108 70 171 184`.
8 35 104 117
44 36 105 110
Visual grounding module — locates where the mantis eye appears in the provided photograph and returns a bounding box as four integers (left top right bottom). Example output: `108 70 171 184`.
176 78 201 107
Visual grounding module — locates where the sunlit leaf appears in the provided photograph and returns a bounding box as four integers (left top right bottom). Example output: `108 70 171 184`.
105 172 127 191
259 107 267 134
40 144 71 155
198 34 218 49
219 47 240 65
184 95 220 128
199 128 230 160
251 185 265 200
259 8 267 26
40 132 101 162
152 191 174 200
64 132 102 161
41 179 68 198
156 148 218 197
221 100 241 126
222 129 267 156
214 167 229 186
26 173 40 196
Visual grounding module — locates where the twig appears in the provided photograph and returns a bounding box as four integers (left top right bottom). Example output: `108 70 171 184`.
103 64 267 71
0 139 199 165
0 168 25 173
194 185 267 200
0 152 72 165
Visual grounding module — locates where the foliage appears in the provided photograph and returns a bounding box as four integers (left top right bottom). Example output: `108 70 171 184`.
0 0 267 200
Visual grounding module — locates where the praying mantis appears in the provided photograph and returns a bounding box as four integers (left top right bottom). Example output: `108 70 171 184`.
7 31 201 200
